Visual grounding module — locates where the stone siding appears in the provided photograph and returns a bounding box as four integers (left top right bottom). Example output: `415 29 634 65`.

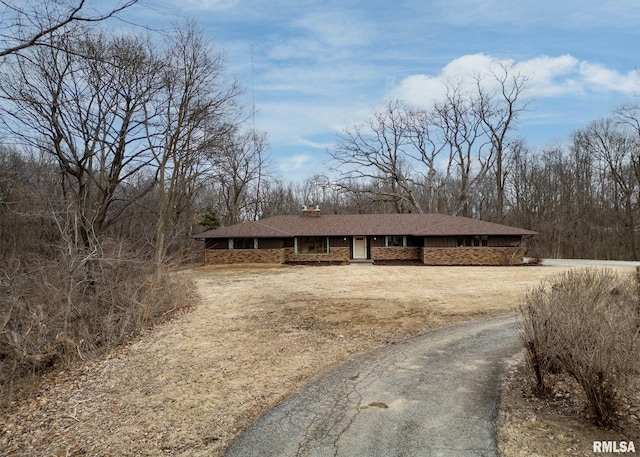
204 246 525 266
371 247 421 261
284 247 350 264
205 248 285 265
421 247 525 266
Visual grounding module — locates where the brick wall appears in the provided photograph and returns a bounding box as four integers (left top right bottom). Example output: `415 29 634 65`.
283 247 350 264
371 247 421 261
205 248 285 265
204 246 524 266
421 247 525 266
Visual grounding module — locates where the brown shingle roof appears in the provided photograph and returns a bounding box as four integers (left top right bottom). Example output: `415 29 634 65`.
195 213 537 239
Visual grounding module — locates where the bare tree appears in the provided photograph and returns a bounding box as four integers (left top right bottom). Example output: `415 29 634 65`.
147 23 243 266
431 82 492 217
211 127 269 225
258 179 300 218
0 0 138 58
575 119 640 260
402 107 450 212
616 104 640 137
475 65 530 222
0 31 160 252
0 147 63 260
330 100 424 213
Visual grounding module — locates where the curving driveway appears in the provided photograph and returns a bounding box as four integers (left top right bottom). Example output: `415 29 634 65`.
225 314 520 457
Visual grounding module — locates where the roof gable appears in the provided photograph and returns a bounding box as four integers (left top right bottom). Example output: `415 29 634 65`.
195 213 537 239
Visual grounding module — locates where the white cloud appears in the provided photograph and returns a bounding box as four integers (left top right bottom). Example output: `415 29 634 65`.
293 10 372 48
297 138 332 150
256 98 372 148
513 55 581 97
263 7 373 65
390 54 511 105
391 53 638 107
390 74 443 107
278 153 314 171
578 62 638 93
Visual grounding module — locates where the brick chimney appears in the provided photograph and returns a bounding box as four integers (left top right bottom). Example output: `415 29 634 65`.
301 204 321 217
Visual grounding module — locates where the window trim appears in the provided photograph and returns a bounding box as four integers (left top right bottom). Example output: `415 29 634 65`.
295 236 330 254
456 236 489 247
229 238 258 249
385 235 407 247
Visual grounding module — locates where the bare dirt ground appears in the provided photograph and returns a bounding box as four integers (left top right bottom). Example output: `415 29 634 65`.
0 263 637 456
498 358 640 457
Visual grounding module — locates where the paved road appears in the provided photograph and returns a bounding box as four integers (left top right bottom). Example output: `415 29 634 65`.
541 258 640 268
225 315 520 457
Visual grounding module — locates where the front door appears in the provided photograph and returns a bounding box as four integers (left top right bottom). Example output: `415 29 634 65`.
353 236 367 259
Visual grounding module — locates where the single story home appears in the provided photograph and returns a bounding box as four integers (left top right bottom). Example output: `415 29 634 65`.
195 205 537 266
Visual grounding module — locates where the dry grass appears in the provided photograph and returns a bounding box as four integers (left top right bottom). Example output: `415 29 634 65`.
0 263 634 456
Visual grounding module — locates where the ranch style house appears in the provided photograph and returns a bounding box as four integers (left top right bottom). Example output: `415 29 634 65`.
195 206 537 266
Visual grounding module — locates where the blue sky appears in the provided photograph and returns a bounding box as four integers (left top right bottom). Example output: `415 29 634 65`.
121 0 639 180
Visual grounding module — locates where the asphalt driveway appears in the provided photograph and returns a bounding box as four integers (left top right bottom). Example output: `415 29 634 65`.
225 314 520 457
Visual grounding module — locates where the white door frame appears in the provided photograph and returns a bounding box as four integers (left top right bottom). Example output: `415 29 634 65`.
353 236 367 259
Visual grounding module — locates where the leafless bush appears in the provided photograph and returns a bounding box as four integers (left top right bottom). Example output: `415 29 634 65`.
519 268 640 426
0 248 197 406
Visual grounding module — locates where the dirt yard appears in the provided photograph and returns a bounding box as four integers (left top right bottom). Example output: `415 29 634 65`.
0 263 637 456
498 358 640 457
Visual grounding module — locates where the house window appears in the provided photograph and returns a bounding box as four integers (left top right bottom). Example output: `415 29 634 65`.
295 236 329 254
385 235 406 247
230 238 257 249
456 236 488 247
